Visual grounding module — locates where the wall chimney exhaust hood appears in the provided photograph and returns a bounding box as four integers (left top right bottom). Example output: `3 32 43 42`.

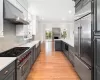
4 0 29 25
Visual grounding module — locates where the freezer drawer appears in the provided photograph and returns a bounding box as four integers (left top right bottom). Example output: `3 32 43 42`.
95 38 100 67
74 56 91 80
69 52 74 66
95 66 100 80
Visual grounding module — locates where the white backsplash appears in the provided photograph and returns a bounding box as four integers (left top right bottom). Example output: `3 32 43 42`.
0 20 29 52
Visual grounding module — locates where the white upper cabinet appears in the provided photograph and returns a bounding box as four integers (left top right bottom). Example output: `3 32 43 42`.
0 0 3 37
29 15 39 35
23 8 28 21
16 0 29 37
16 0 28 10
7 0 24 16
16 0 28 20
15 1 24 13
7 0 16 6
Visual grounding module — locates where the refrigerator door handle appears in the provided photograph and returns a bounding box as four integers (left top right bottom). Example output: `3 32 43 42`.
78 27 81 57
75 55 91 70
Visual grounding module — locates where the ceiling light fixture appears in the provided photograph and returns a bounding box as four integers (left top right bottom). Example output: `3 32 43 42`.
68 10 72 14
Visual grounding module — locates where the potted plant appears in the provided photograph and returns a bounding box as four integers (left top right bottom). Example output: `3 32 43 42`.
61 29 67 39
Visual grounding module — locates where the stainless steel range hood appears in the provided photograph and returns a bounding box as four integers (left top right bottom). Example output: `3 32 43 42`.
4 0 29 25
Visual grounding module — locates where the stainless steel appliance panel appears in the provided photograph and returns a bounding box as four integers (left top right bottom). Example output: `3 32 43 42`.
74 56 91 80
97 0 100 31
74 20 81 56
80 14 91 66
17 53 31 80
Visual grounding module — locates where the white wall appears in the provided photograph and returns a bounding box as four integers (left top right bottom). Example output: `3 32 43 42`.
39 21 74 42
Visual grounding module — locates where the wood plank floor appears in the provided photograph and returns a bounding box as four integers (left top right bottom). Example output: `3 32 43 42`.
27 41 80 80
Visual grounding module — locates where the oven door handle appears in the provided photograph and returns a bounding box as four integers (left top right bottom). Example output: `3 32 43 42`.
17 55 30 70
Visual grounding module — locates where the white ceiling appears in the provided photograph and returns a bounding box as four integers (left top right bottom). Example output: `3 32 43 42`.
28 0 75 21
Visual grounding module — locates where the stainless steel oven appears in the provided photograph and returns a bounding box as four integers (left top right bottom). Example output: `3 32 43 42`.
17 51 31 80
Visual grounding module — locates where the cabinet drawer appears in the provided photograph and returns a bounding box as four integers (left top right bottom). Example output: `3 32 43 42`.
3 70 15 80
74 56 91 80
0 61 15 80
69 52 74 65
95 66 100 80
65 51 69 58
69 46 75 54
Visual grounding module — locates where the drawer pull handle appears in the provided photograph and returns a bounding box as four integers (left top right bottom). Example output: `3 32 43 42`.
4 70 8 75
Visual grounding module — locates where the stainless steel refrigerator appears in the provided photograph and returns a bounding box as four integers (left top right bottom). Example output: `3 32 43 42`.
74 2 91 80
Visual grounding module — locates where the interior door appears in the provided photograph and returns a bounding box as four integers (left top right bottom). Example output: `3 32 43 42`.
80 14 91 66
74 20 81 57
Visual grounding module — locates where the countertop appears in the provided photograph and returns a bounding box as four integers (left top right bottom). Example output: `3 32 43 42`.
54 39 74 47
0 40 40 71
19 40 40 48
0 57 16 71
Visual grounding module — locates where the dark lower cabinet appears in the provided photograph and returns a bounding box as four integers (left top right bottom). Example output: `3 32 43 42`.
55 40 62 51
31 46 36 66
31 41 41 68
0 61 15 80
94 0 100 79
95 67 100 80
55 40 69 58
64 43 69 57
39 41 41 53
95 38 100 67
94 0 100 35
94 37 100 80
68 46 75 66
62 41 65 52
4 70 15 80
34 41 41 61
69 52 74 66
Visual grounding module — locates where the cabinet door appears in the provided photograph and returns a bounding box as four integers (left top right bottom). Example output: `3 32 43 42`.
94 0 100 35
69 52 74 66
4 70 15 80
16 0 28 10
75 0 83 13
95 66 100 80
7 0 16 6
62 41 65 52
94 37 100 67
0 0 3 37
15 1 24 14
94 37 100 80
75 0 81 5
69 46 75 65
55 41 62 51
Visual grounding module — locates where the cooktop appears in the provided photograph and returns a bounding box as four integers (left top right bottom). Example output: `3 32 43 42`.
0 47 29 57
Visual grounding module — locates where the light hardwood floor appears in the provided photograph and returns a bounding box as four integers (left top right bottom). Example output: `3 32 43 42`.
27 41 80 80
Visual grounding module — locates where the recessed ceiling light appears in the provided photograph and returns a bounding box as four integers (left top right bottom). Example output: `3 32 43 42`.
41 17 44 20
62 18 66 20
68 10 72 14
